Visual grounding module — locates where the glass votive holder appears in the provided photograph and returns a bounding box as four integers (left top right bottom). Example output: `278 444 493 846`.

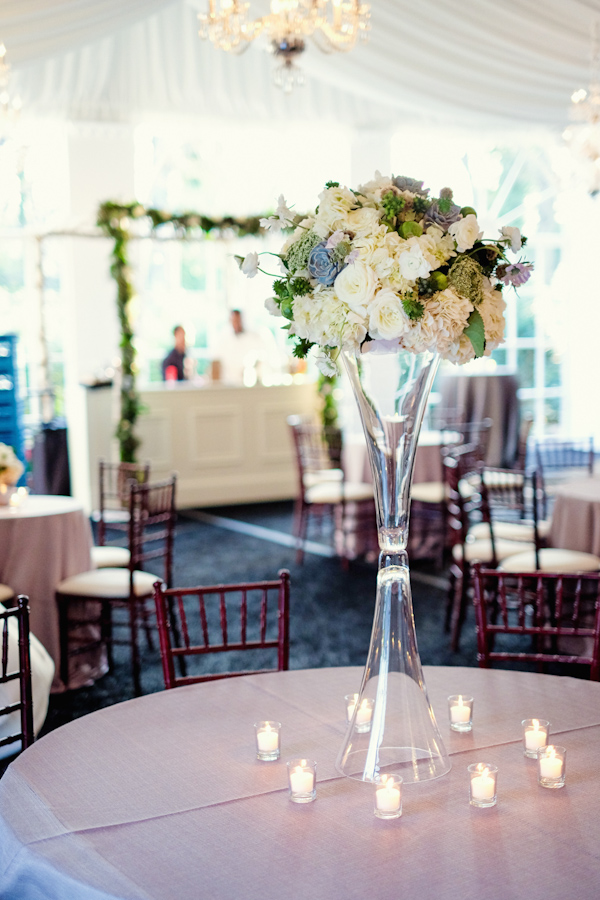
287 758 317 803
468 763 498 808
345 693 359 725
374 774 403 820
254 721 281 761
521 718 549 758
537 745 566 789
352 697 374 733
448 695 473 732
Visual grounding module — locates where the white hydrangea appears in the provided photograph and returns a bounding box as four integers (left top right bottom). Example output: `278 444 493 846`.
341 310 368 352
479 281 506 354
443 333 476 365
424 288 473 353
315 185 356 231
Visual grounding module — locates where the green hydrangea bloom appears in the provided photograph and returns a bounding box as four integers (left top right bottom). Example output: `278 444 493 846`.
448 256 484 305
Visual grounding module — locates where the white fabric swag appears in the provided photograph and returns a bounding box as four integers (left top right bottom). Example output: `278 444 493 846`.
1 0 600 129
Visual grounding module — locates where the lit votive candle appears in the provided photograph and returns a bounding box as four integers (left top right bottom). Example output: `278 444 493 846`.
468 763 498 808
344 693 359 724
254 721 281 761
537 745 566 789
287 758 317 803
354 698 374 733
522 718 549 758
374 774 403 820
448 695 473 732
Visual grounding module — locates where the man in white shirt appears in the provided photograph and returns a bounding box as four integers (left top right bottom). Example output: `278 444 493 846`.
211 310 279 385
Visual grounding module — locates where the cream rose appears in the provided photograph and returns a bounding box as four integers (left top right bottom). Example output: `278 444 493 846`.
368 288 410 341
448 214 484 253
346 206 382 236
334 260 378 315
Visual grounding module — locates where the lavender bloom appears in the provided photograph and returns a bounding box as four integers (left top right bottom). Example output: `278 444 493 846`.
423 200 462 229
308 242 344 286
497 262 533 287
392 176 429 196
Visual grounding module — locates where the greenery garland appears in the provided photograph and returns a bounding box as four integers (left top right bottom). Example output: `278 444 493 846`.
97 201 263 462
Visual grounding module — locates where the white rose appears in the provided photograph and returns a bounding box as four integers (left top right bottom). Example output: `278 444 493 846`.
368 288 410 341
334 260 378 316
264 297 282 317
346 206 382 236
448 214 484 253
499 225 522 254
397 241 432 281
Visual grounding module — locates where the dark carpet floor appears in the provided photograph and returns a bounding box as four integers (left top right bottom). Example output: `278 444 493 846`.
40 500 477 736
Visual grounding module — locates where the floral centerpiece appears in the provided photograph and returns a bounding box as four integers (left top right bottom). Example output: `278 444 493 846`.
238 172 533 375
0 443 23 487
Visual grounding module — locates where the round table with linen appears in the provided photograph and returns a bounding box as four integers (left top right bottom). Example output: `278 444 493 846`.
549 476 600 556
0 495 101 691
0 666 599 900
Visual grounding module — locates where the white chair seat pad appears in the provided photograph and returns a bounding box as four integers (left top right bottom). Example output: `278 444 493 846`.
0 584 15 603
91 545 131 568
303 469 343 488
306 481 373 504
453 538 534 564
411 482 445 504
469 521 535 542
0 603 55 758
57 568 162 599
500 548 600 574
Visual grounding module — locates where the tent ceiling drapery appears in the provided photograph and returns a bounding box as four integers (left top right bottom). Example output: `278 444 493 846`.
1 0 600 129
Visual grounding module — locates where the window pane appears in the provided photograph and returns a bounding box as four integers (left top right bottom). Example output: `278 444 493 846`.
544 397 561 429
517 348 535 389
545 349 561 388
517 295 535 338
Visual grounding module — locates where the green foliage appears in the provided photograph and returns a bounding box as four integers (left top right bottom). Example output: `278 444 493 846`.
325 181 340 189
290 277 312 296
464 309 486 358
381 190 406 223
402 294 425 320
293 339 314 358
449 256 484 305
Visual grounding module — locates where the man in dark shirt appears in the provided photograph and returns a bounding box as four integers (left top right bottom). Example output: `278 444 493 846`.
161 325 187 381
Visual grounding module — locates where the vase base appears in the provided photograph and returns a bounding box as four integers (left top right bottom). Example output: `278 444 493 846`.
336 747 452 785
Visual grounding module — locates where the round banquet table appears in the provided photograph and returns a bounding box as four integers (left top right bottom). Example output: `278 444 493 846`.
0 495 102 692
549 476 600 557
1 666 599 900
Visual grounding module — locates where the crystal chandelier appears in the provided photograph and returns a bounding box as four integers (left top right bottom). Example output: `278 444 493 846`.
198 1 371 93
0 43 21 125
563 22 600 194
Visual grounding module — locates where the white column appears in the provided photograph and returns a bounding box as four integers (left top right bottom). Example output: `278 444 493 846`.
63 123 136 510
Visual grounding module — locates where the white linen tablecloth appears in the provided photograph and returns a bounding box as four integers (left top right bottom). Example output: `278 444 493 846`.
1 666 599 900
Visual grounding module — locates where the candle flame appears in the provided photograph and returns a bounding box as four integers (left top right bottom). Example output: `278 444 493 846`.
360 699 369 709
532 719 539 730
300 759 306 767
548 747 556 760
265 723 272 733
476 763 489 777
458 696 464 707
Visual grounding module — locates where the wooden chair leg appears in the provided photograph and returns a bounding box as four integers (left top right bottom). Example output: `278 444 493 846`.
57 593 70 689
129 600 142 697
100 600 113 670
295 504 308 564
139 598 155 651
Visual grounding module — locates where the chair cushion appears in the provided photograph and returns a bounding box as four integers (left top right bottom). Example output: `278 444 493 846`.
57 568 162 599
469 521 535 542
500 548 600 574
306 481 373 504
303 469 343 488
0 603 55 759
452 538 534 564
411 482 445 504
91 545 131 568
0 584 15 603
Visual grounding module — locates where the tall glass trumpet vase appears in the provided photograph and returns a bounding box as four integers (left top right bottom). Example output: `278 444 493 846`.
336 344 451 784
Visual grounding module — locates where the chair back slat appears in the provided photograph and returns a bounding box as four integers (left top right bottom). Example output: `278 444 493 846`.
472 565 600 679
97 460 151 544
0 596 34 751
128 477 177 588
153 572 291 688
220 593 228 646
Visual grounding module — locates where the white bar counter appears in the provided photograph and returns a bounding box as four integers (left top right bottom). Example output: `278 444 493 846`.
86 380 318 509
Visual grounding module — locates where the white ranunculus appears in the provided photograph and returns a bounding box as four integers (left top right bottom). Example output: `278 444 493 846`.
368 288 410 341
397 241 432 282
499 225 522 254
334 260 378 316
448 214 484 253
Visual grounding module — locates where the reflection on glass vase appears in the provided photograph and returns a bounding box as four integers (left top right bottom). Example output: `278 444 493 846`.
336 344 451 784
